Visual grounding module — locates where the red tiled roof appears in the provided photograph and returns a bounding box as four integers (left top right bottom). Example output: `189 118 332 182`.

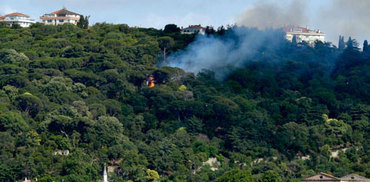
0 16 5 20
283 25 323 34
50 8 80 16
283 25 308 33
187 24 204 29
4 12 30 18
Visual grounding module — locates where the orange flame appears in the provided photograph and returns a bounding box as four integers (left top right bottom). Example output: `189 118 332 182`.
148 76 155 88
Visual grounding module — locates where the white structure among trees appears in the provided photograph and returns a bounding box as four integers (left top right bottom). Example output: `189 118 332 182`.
284 25 325 45
181 25 206 35
40 8 81 26
0 12 35 27
103 166 108 182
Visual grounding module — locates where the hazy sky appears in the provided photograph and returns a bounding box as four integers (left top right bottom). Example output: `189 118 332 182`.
0 0 258 28
0 0 369 45
0 0 324 28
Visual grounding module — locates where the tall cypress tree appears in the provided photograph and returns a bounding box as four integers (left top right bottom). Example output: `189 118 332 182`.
77 15 89 29
363 40 368 54
77 15 85 28
346 36 353 49
338 35 345 50
83 16 90 29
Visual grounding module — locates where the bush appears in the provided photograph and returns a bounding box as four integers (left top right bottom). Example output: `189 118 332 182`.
0 49 29 64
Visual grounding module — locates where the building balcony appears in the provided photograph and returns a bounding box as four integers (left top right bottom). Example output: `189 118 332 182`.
40 16 79 20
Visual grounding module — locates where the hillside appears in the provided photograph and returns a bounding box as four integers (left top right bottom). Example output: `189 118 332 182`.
0 23 369 182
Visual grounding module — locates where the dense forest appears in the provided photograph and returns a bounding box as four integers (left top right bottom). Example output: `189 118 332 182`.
0 22 369 182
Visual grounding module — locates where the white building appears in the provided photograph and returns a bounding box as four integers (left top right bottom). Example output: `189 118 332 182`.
0 12 35 27
284 26 325 46
103 166 108 182
40 8 81 26
181 25 206 35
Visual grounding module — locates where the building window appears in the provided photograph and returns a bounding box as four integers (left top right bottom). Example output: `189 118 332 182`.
59 19 64 23
47 20 52 23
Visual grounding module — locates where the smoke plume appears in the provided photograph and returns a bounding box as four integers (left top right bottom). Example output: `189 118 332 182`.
236 0 308 30
165 0 370 76
317 0 370 45
166 27 286 78
237 0 370 44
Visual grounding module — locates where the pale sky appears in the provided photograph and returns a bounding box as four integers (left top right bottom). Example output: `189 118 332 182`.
0 0 369 45
0 0 322 28
0 0 257 28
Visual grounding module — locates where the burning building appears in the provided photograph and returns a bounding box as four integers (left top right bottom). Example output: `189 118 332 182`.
284 25 325 45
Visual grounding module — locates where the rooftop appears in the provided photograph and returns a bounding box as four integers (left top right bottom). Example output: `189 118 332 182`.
184 24 205 29
283 25 324 34
49 8 80 16
341 173 369 180
302 172 341 181
2 12 30 18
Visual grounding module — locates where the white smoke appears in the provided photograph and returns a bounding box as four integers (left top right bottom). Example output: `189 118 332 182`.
237 0 370 45
166 27 285 78
317 0 370 45
165 0 370 76
236 0 308 30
